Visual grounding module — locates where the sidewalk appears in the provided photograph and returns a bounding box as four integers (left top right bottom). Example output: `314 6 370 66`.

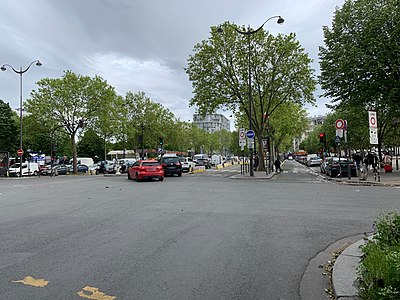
328 167 400 187
230 170 277 180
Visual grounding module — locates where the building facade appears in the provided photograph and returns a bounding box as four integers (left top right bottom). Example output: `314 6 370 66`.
192 113 230 133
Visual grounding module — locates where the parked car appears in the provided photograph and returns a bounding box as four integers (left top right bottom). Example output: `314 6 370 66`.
179 157 196 173
67 164 89 173
325 158 357 177
306 157 323 167
106 161 117 174
118 159 136 174
160 155 182 176
127 159 164 181
54 165 68 175
88 163 100 175
8 162 39 177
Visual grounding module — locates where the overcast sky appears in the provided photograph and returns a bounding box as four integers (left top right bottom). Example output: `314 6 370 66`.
1 0 345 127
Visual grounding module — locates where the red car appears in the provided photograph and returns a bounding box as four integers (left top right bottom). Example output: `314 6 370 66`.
127 159 164 181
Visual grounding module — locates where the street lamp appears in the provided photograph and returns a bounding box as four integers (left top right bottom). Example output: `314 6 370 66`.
1 60 42 177
218 16 284 176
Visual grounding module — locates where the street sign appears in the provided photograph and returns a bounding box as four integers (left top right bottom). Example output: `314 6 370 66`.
262 139 268 149
336 129 343 138
17 149 24 157
369 128 378 145
247 138 254 149
246 130 255 139
368 111 377 128
335 119 345 129
239 128 246 140
335 136 341 144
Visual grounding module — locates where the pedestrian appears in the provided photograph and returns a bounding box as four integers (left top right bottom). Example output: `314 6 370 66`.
254 154 259 171
383 152 393 173
366 152 375 171
353 152 362 172
274 157 283 172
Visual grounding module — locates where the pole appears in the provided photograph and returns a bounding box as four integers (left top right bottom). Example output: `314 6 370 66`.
247 28 254 177
141 124 144 159
19 69 23 177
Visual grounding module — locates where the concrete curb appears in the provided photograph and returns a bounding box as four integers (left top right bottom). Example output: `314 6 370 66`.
332 236 372 300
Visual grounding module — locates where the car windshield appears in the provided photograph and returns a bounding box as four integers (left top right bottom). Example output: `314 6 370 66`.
162 157 179 163
142 162 160 166
10 163 20 168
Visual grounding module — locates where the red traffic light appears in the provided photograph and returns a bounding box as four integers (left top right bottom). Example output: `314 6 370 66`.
319 133 325 143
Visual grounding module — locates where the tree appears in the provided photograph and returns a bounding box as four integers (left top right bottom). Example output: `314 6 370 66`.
0 100 18 153
25 71 117 173
124 91 176 156
319 0 400 158
77 128 105 160
186 23 316 170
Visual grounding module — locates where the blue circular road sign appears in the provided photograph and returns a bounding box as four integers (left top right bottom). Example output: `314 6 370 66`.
246 130 255 139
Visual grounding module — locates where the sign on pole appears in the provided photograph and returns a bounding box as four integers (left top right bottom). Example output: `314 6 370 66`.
17 149 24 157
335 119 345 130
368 111 378 144
239 128 246 147
247 138 254 149
369 128 378 145
368 111 377 128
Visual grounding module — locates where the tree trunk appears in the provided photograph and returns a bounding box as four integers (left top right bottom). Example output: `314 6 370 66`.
70 133 77 174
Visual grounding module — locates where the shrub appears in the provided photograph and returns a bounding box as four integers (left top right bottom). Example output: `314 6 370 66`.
358 211 400 299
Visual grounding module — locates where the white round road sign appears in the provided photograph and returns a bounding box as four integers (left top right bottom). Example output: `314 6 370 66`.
335 119 344 129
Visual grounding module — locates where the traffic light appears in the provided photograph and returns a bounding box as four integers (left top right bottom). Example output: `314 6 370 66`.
159 136 164 145
319 133 325 143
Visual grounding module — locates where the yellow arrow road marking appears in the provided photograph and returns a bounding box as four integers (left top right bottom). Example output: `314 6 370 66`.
12 276 49 287
77 286 116 300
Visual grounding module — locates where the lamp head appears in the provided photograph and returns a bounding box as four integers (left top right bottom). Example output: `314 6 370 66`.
36 60 42 67
277 16 285 24
1 65 6 71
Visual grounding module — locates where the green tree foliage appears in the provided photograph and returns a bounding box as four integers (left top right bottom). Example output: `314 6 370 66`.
124 91 176 154
25 71 117 173
319 0 400 156
0 100 18 153
77 128 105 160
186 23 316 169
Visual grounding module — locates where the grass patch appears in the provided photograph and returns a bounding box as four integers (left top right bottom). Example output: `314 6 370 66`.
358 211 400 299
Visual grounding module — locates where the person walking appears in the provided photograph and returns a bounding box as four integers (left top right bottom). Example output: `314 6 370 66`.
274 157 283 172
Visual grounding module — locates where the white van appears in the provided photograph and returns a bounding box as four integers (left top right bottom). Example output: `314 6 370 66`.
69 157 94 167
8 162 39 177
193 154 209 161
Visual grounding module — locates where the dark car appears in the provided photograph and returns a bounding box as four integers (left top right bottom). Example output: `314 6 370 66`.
195 158 212 169
160 156 182 177
325 158 357 177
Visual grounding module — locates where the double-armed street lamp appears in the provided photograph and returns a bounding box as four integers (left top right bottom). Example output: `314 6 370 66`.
218 16 284 176
1 60 42 177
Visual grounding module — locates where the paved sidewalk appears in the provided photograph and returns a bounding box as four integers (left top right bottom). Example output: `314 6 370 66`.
328 167 400 187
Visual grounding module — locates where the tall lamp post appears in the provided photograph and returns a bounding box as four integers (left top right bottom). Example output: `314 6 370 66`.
1 60 42 177
218 16 284 176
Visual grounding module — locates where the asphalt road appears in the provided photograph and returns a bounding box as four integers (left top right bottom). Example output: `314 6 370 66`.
0 161 399 299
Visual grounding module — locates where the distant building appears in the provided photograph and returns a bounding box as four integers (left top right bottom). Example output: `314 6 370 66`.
193 113 230 133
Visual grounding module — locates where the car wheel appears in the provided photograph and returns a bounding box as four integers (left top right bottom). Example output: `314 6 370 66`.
135 173 139 181
159 177 164 181
33 171 38 176
16 172 21 177
127 172 131 180
178 172 182 177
